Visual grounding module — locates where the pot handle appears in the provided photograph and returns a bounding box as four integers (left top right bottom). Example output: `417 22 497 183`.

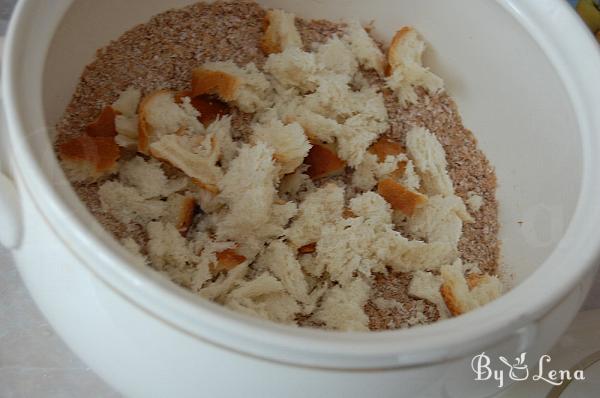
0 37 23 249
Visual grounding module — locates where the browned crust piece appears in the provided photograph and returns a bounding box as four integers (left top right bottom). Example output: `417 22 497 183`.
377 178 427 216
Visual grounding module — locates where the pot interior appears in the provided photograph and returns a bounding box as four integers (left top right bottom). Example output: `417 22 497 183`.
42 0 581 289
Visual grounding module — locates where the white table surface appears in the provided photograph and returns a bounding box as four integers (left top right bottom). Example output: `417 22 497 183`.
2 1 600 397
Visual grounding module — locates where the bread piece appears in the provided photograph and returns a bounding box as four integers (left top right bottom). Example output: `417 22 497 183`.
225 273 300 324
369 136 405 162
405 194 473 248
349 191 392 225
149 134 223 193
86 106 117 137
255 239 310 304
98 180 167 225
298 243 316 254
281 105 340 143
377 178 427 216
119 156 187 199
466 191 484 212
59 135 120 182
264 48 318 92
252 117 311 175
138 90 203 154
343 20 385 76
279 165 316 202
261 9 303 55
215 142 279 243
386 27 444 105
192 61 273 113
214 248 246 274
163 194 198 235
121 237 147 268
199 261 249 300
405 126 454 196
287 183 345 248
312 278 370 331
351 152 408 192
440 259 503 316
115 115 139 139
304 142 346 180
408 271 450 319
112 87 141 117
316 36 359 77
175 91 230 127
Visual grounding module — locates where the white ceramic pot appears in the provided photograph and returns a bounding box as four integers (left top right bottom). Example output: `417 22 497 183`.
2 1 600 397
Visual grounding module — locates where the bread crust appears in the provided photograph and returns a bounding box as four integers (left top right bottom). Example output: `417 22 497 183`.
304 142 346 180
59 135 120 177
191 68 240 102
137 90 172 154
214 248 246 273
86 106 118 137
176 195 198 235
377 178 427 216
387 26 415 69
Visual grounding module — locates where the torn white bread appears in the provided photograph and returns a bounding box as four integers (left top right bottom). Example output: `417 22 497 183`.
348 191 392 225
466 191 484 212
405 194 473 248
315 36 359 77
252 117 311 175
192 61 273 113
343 20 385 76
225 273 300 324
312 277 371 331
408 271 450 319
99 180 167 224
149 133 223 192
386 27 444 106
146 221 203 287
138 91 204 153
264 48 319 93
199 262 249 301
206 115 238 170
119 156 187 199
255 239 310 305
286 183 345 248
351 152 409 192
440 259 503 316
112 87 141 117
261 9 303 55
405 126 454 196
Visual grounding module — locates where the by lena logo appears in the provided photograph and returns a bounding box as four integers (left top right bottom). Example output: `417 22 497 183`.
471 352 585 388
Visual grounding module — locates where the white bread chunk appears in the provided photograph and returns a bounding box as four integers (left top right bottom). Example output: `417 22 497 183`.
149 134 223 192
146 221 205 287
99 180 166 224
406 126 454 196
375 228 457 273
286 183 345 248
408 271 450 319
440 259 503 316
119 157 187 199
386 27 444 106
261 9 303 55
466 191 484 212
252 117 311 175
138 91 203 153
199 261 249 301
206 116 238 170
349 191 392 225
316 36 359 77
264 48 319 93
343 20 385 76
193 61 273 113
401 159 421 191
312 278 370 331
225 273 300 324
216 142 279 242
115 115 139 139
351 152 408 192
316 217 379 285
112 87 141 117
255 239 310 304
405 195 473 248
280 103 340 143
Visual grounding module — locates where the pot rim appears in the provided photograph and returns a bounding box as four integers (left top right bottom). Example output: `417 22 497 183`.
4 0 600 369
